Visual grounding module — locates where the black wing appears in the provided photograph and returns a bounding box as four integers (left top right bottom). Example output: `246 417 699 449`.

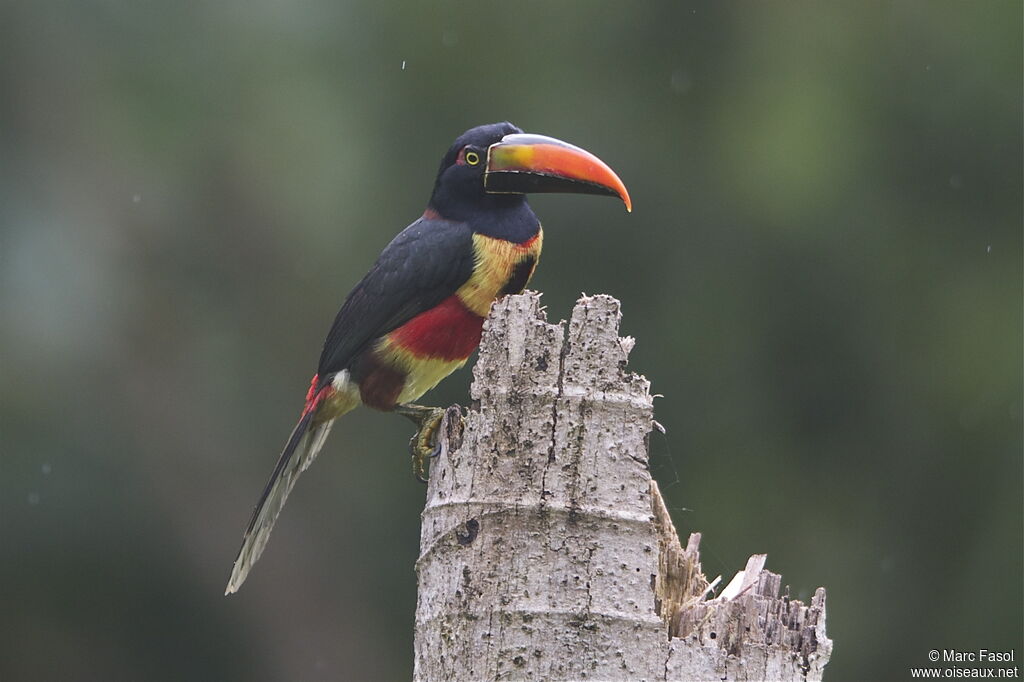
317 217 475 377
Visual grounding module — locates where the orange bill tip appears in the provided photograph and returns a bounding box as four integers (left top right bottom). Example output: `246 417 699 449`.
485 133 632 211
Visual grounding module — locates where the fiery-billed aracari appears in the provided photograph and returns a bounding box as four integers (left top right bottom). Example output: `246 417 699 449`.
225 122 630 594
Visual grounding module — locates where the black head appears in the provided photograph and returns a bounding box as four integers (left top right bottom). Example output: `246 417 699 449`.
429 122 524 221
427 121 632 225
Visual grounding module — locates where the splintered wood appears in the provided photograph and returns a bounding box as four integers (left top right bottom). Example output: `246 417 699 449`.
413 292 832 682
651 482 832 681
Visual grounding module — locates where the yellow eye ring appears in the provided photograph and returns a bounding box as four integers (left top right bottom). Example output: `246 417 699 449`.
465 150 481 166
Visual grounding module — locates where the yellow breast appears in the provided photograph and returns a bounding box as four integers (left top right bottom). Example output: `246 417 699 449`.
455 230 543 317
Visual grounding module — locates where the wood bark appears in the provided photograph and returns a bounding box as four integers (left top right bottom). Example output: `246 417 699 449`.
413 292 832 681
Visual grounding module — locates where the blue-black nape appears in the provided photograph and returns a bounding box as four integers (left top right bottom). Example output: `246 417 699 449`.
428 121 538 242
429 122 533 228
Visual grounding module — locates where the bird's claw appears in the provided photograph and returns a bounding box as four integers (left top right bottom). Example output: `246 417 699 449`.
396 404 445 483
408 428 441 484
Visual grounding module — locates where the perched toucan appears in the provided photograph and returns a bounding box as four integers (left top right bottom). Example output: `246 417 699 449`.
226 122 631 594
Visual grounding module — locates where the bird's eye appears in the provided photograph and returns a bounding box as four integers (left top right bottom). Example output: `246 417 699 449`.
464 149 481 166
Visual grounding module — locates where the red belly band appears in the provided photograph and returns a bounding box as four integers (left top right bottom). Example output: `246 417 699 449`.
389 295 484 361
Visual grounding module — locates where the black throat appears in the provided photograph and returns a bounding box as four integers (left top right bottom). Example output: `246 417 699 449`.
430 194 540 244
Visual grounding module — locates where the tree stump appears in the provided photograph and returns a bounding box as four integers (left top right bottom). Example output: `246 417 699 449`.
413 292 832 681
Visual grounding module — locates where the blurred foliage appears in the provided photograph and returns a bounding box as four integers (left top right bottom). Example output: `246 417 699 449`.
1 1 1020 680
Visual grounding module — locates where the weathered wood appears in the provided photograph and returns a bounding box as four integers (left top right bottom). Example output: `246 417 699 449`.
413 292 832 681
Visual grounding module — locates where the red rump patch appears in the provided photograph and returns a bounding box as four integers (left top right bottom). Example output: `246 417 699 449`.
389 295 484 361
304 374 320 404
301 374 334 417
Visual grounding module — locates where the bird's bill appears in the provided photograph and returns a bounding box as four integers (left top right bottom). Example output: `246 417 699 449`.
484 133 632 212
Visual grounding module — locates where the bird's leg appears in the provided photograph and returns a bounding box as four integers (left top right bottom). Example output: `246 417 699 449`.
394 403 446 483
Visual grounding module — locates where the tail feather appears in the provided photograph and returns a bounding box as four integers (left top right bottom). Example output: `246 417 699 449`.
225 409 335 595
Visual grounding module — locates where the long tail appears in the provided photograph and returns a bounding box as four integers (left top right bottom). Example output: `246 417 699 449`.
225 385 336 595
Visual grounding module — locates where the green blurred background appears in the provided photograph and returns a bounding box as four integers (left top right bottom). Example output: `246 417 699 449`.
2 2 1020 680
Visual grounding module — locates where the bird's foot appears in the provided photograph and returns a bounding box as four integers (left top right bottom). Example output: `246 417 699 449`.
395 403 446 483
